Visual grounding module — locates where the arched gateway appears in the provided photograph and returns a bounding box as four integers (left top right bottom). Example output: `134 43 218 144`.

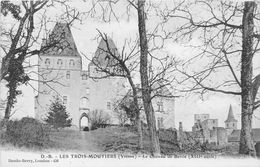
79 112 90 131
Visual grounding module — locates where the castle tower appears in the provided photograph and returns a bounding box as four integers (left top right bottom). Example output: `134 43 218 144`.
35 22 82 126
88 37 122 78
225 105 238 130
86 37 127 124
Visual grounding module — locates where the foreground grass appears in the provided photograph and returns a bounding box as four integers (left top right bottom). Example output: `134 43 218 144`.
49 126 152 154
48 129 101 152
1 126 242 157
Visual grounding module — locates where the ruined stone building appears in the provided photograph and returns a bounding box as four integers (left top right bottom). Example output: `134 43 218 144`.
34 23 175 130
178 105 237 146
191 105 237 145
178 105 260 146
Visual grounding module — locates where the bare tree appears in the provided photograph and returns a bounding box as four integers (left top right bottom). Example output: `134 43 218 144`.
84 31 144 150
0 1 47 81
85 0 178 155
160 0 260 156
0 1 82 120
0 1 48 120
137 0 160 155
113 101 130 126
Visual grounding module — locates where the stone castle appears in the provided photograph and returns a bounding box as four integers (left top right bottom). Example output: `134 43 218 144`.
191 105 237 145
34 23 175 130
179 105 260 146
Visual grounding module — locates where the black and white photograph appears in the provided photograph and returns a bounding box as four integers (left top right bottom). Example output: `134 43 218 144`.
0 0 260 166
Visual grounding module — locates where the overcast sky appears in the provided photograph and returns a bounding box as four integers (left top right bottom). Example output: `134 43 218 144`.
0 0 260 131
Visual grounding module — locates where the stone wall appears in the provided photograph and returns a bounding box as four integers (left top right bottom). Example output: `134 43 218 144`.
217 128 228 145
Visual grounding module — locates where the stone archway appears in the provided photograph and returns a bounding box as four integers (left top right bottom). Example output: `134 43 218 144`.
79 112 90 131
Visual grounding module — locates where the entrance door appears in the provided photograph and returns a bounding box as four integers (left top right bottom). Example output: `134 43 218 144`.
79 113 90 131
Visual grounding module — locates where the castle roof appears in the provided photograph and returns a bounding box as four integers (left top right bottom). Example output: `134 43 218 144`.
225 105 238 123
41 22 80 57
89 37 120 68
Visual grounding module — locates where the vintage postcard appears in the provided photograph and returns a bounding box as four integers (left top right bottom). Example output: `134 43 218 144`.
0 0 260 166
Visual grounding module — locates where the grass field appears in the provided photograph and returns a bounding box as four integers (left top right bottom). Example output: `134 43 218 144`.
1 126 242 157
48 126 150 153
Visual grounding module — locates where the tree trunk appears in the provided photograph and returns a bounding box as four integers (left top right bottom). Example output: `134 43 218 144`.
137 0 160 155
239 1 256 157
128 76 143 149
135 109 143 149
4 99 11 120
133 93 143 150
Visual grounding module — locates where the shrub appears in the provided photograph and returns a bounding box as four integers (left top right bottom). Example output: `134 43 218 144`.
0 118 7 130
0 119 6 143
5 117 50 148
159 129 178 144
119 100 137 125
88 110 111 130
45 96 72 129
113 105 129 126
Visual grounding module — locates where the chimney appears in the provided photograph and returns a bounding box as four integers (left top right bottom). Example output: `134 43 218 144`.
41 38 47 48
178 122 184 147
179 122 183 133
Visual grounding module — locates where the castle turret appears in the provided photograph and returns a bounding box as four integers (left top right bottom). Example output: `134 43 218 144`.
225 105 238 130
35 22 82 126
88 37 122 78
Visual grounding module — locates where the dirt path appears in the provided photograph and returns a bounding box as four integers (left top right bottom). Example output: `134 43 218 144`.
49 129 104 153
49 127 139 153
